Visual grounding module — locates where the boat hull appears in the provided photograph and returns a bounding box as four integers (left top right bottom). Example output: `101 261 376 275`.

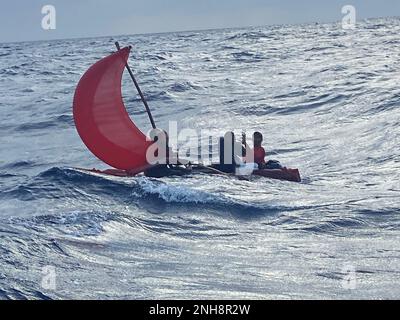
253 168 301 182
75 166 301 182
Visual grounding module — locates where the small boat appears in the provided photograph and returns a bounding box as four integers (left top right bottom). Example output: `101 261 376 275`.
74 166 301 183
72 44 301 183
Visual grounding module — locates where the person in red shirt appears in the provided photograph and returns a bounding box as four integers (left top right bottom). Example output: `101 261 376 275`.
243 131 284 170
251 132 266 168
242 131 266 168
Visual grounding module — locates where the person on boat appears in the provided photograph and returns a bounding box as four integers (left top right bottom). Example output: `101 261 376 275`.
144 130 192 178
214 131 246 173
250 131 266 169
244 131 283 170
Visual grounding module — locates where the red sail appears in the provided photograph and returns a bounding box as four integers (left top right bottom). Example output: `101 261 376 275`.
73 47 152 173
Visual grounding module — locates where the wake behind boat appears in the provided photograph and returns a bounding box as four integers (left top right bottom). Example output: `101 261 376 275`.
72 43 301 183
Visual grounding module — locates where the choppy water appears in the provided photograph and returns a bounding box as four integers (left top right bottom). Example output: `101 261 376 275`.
1 17 400 299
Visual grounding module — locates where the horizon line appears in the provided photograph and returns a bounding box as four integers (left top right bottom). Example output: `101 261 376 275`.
1 15 398 46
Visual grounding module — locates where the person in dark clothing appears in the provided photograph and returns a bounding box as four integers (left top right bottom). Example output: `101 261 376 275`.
214 131 246 173
144 130 192 178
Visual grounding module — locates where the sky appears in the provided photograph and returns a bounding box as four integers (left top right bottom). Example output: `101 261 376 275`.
0 0 399 43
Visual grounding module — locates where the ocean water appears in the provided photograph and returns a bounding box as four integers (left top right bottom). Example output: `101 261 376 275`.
1 17 400 300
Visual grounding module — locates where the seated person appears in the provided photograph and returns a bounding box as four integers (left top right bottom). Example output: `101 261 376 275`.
214 131 246 173
244 132 282 170
243 131 265 169
144 130 192 178
252 131 266 169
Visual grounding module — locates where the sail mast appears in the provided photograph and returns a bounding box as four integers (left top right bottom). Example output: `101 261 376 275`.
115 42 157 129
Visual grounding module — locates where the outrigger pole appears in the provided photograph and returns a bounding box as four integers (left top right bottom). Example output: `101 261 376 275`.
115 42 157 129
